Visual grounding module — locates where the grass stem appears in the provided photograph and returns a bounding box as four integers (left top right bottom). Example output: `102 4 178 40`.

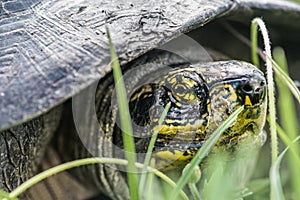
8 158 189 200
107 26 138 200
139 102 171 196
273 47 300 200
251 18 277 165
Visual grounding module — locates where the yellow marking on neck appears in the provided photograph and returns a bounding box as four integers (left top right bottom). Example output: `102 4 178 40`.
224 84 237 101
154 123 206 136
182 77 196 88
168 77 177 84
151 149 195 170
153 150 193 162
183 93 196 101
245 95 252 106
130 85 153 101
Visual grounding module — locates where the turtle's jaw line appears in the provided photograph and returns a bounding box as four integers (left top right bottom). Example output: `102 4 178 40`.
238 123 257 138
154 140 204 151
151 140 204 170
151 128 205 165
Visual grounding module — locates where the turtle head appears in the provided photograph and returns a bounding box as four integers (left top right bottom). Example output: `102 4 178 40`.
128 60 267 170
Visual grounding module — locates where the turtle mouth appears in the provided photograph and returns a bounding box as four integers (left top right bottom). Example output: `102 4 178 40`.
150 139 204 170
244 123 255 133
153 121 256 154
154 139 205 153
150 118 261 169
220 121 266 149
240 122 259 138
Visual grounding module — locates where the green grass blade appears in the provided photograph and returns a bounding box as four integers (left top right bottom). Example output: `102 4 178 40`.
146 159 156 200
267 54 300 104
270 148 287 200
183 164 202 200
145 171 154 200
139 102 171 196
290 0 300 4
169 106 244 200
270 136 300 200
9 158 110 198
247 178 270 196
275 122 300 167
189 183 201 200
0 190 17 200
106 27 138 200
251 18 278 166
251 22 259 67
8 157 189 200
273 47 300 200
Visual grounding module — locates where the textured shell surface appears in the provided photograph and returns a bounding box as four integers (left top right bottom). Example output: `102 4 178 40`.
1 0 300 130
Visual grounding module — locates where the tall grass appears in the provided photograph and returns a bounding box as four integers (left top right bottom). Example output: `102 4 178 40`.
273 48 300 199
107 27 139 200
251 19 300 200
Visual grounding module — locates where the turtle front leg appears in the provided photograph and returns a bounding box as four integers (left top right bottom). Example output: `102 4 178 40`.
0 108 62 192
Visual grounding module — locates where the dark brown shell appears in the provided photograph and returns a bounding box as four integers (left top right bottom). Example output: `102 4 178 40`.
1 0 300 130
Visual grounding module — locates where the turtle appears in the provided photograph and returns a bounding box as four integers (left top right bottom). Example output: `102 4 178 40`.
0 0 300 199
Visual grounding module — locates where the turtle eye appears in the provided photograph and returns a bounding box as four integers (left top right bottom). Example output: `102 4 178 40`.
171 79 197 103
164 70 208 104
172 82 192 101
174 84 186 94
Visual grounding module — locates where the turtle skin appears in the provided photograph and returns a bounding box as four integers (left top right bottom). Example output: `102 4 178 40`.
54 50 267 199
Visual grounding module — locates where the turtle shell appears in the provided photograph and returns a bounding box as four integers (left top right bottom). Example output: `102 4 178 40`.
1 0 300 199
1 0 300 131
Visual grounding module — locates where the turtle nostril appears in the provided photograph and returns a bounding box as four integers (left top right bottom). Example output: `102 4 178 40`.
255 88 260 92
260 80 265 87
